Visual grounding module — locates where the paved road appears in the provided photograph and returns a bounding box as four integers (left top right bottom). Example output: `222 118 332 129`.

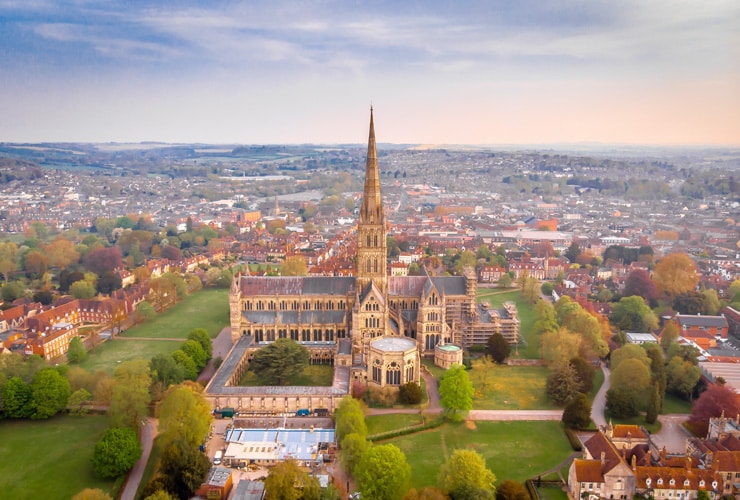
120 417 158 500
652 414 692 454
592 363 610 429
198 326 233 383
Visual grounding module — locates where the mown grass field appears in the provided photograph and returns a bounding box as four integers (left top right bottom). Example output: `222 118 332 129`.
0 415 118 499
80 338 180 374
366 414 424 436
662 393 692 414
80 288 230 374
477 289 539 359
385 421 572 489
468 360 555 410
122 288 229 339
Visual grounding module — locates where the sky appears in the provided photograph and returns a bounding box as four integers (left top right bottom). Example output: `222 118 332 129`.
0 0 738 146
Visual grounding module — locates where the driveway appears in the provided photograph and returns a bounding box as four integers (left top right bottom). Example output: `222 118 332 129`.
591 363 610 429
652 414 692 454
120 417 158 500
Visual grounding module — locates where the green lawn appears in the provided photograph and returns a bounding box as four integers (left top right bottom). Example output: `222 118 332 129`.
0 415 118 499
366 414 424 436
662 393 692 414
478 289 539 359
386 421 572 488
468 360 555 410
238 364 335 386
537 484 570 500
123 288 229 339
80 338 181 374
80 288 230 374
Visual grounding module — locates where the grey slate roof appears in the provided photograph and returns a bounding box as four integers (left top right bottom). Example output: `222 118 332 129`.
239 276 355 296
676 314 728 328
430 276 468 296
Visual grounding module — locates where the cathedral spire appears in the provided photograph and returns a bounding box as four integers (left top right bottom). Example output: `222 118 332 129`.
361 107 382 223
357 107 387 294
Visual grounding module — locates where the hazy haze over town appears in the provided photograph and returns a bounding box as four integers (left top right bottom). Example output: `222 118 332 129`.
1 0 738 146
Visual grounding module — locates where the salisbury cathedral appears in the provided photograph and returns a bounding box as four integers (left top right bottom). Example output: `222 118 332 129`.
207 110 519 412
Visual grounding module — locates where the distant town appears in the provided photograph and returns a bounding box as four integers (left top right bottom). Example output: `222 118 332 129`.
2 138 740 500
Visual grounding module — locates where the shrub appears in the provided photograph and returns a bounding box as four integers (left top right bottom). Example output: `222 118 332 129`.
399 382 423 405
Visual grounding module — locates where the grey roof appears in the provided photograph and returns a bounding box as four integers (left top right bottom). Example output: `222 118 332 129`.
430 276 468 296
371 336 417 352
676 314 728 328
338 338 352 355
239 276 355 296
242 310 346 325
232 480 265 500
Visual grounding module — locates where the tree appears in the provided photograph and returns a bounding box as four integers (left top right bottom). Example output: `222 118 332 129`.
180 339 207 371
660 321 680 351
109 359 152 430
497 274 513 288
565 242 581 263
281 255 308 276
186 328 212 361
68 388 93 415
96 271 122 295
264 458 321 500
21 249 49 278
1 281 26 302
45 237 80 269
645 384 660 424
439 449 496 499
399 382 423 404
687 384 740 437
610 344 650 373
150 353 186 388
562 392 592 429
157 383 213 450
496 480 529 500
606 386 638 418
569 357 595 393
72 489 113 500
158 439 211 499
356 444 411 500
645 344 666 412
0 240 18 284
67 336 87 364
85 246 123 275
439 364 474 422
2 376 31 418
250 338 310 385
610 358 651 400
540 328 582 367
652 252 698 298
70 280 96 299
622 269 657 303
546 363 581 405
91 427 142 479
339 432 370 475
702 288 721 315
541 282 554 297
134 301 156 324
665 356 701 399
533 299 559 335
673 291 707 315
171 350 198 380
335 396 367 443
29 367 71 419
33 289 53 305
404 487 448 500
611 296 658 332
486 333 510 364
160 245 181 261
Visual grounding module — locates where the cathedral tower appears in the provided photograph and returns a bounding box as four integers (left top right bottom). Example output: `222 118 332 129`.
357 107 387 295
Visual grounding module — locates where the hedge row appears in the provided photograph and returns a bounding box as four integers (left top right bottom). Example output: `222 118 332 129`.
368 417 445 442
564 428 583 451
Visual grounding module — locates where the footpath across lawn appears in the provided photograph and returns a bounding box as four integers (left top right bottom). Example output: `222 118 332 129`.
0 415 117 499
385 420 572 489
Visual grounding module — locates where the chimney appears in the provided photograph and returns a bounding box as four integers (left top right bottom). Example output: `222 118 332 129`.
601 452 606 465
686 456 692 471
632 455 637 471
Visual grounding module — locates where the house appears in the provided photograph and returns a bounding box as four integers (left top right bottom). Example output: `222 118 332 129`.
568 431 636 500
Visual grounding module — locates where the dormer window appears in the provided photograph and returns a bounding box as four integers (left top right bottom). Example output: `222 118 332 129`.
699 481 705 488
669 479 675 486
646 479 652 487
684 480 690 487
657 479 664 486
